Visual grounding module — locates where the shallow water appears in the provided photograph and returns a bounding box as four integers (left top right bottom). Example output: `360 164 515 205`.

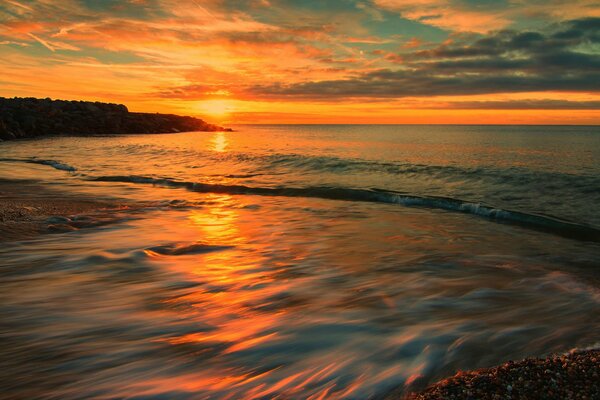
1 125 599 399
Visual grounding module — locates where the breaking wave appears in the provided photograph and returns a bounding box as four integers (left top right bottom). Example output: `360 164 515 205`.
89 175 600 242
0 157 77 172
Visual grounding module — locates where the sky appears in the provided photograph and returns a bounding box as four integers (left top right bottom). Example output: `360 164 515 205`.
1 0 599 124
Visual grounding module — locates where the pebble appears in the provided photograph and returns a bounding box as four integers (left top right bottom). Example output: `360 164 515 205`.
406 349 600 400
45 216 71 224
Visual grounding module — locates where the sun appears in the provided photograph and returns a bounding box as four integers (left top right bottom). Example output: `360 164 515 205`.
197 99 233 117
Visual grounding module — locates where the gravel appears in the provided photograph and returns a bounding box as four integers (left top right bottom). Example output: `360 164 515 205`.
408 349 600 400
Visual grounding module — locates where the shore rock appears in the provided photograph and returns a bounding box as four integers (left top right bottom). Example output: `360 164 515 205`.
0 97 231 140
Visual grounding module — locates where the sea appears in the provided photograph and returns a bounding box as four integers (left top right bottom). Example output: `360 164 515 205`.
1 124 599 399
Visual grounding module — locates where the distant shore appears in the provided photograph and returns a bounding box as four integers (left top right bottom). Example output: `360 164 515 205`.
0 97 231 141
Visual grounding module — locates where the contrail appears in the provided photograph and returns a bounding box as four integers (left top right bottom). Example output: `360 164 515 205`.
27 33 55 52
6 0 34 11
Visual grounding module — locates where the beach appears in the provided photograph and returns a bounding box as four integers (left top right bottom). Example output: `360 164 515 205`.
0 178 132 242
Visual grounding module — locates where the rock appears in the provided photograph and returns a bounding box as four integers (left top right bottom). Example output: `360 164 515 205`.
22 115 36 131
0 120 16 140
47 224 77 233
84 103 101 113
0 96 230 140
45 216 71 224
0 130 16 140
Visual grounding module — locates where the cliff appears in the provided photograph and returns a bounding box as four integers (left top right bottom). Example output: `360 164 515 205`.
0 97 231 140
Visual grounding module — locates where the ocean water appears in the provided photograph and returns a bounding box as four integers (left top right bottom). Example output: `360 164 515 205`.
1 124 599 399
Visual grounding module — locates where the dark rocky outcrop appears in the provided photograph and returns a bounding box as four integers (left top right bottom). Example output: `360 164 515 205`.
0 97 231 141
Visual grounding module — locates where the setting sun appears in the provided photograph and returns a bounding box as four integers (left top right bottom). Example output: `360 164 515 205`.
197 100 234 118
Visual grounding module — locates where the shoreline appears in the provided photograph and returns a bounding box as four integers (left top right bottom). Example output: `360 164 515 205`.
0 178 132 242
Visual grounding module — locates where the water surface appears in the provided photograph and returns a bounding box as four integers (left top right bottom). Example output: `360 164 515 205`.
1 125 599 399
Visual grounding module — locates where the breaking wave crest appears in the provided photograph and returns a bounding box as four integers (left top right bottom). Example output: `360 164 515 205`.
89 175 600 242
0 157 77 172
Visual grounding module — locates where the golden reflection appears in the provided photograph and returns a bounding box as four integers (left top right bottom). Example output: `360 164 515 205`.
211 131 228 152
154 194 322 397
164 194 286 347
188 194 239 242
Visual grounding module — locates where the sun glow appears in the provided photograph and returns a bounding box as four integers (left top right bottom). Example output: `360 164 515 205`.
197 99 234 117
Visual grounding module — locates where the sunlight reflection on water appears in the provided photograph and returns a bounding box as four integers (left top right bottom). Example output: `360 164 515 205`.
211 131 228 153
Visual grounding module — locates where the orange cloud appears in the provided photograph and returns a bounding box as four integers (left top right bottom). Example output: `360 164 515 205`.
374 0 600 33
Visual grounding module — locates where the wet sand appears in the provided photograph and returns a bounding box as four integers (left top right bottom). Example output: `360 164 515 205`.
0 178 128 242
406 349 600 399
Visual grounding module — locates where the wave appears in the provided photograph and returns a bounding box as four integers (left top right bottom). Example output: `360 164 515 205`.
145 242 234 256
0 157 77 172
179 152 600 197
89 175 600 243
226 153 599 182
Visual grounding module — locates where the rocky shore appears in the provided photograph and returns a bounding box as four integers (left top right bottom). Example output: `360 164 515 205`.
406 349 600 400
0 97 231 140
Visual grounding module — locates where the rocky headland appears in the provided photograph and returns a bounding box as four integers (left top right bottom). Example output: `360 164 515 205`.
0 97 231 140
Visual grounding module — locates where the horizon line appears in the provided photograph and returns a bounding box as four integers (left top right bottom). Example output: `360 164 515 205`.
224 123 600 127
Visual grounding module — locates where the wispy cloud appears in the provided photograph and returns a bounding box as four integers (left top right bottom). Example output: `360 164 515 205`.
26 32 80 52
5 0 33 12
374 0 600 33
26 32 55 51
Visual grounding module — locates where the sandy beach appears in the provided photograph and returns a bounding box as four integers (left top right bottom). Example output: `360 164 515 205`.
0 178 130 242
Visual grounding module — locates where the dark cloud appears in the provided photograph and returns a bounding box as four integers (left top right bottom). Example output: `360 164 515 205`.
249 17 600 99
444 100 600 110
253 71 598 98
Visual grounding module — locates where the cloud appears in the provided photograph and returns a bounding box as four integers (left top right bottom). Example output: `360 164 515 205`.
26 33 80 52
374 0 600 33
443 99 600 109
374 0 511 32
154 84 236 100
0 40 30 46
5 0 33 12
249 17 600 99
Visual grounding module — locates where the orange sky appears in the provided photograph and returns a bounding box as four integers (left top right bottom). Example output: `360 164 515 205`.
1 0 599 124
